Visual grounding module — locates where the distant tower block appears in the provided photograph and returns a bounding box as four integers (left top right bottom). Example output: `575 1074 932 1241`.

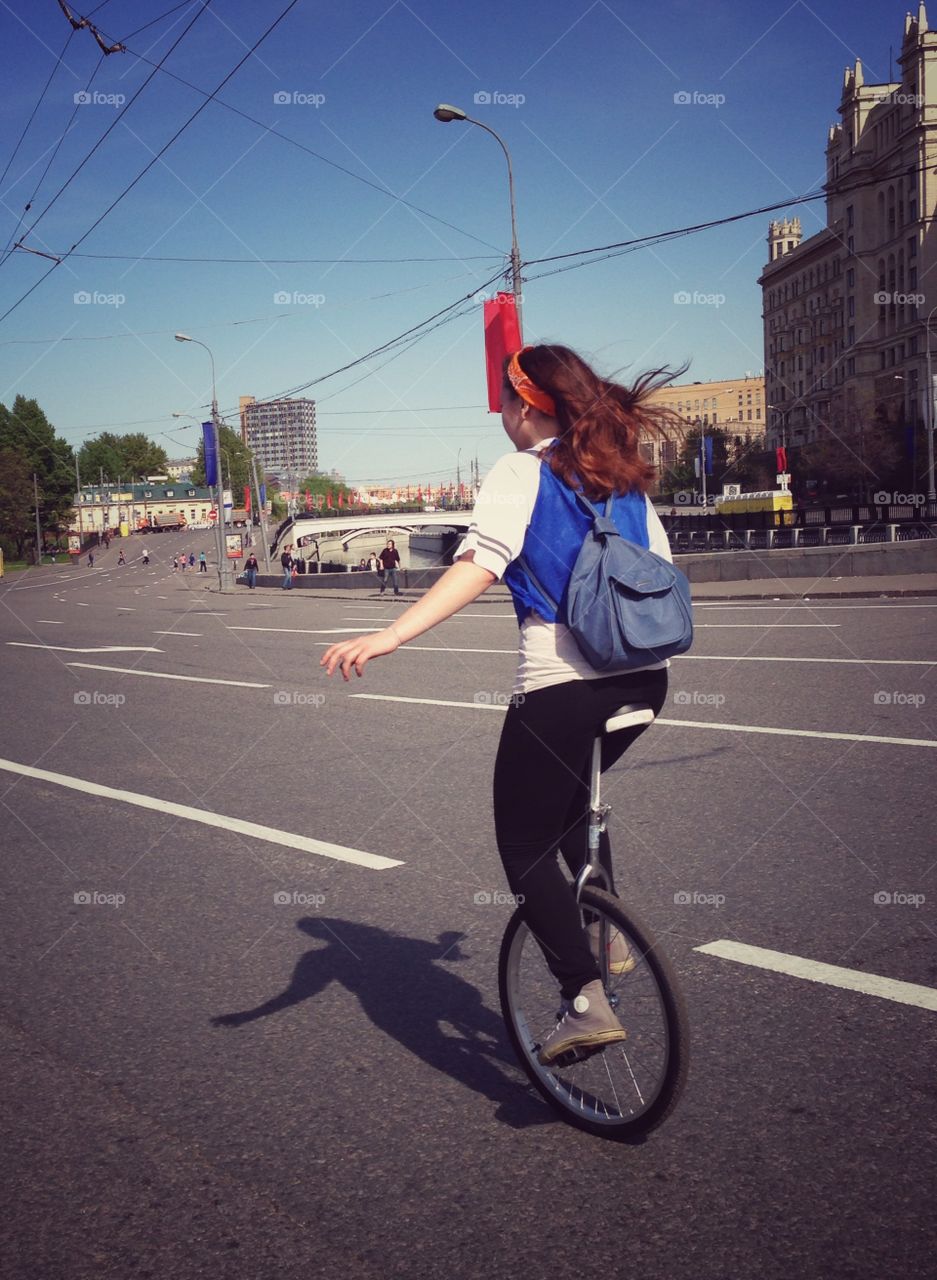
767 217 803 261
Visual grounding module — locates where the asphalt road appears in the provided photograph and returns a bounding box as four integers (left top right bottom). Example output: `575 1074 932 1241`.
1 532 936 1280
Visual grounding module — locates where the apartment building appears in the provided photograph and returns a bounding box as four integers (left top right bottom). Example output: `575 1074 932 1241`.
239 395 318 480
758 5 937 457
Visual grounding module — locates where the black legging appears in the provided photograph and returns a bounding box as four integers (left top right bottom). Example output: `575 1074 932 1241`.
493 668 668 1000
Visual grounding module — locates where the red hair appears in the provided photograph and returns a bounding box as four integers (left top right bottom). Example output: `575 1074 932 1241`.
503 344 685 499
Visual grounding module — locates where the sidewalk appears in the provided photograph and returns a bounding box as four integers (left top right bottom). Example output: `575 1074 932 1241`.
232 572 937 602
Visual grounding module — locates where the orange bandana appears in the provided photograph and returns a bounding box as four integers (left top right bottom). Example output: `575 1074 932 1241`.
507 347 556 417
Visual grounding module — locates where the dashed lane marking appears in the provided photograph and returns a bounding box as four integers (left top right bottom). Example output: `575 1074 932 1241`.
7 643 163 653
314 642 934 666
695 940 937 1012
0 756 402 871
348 693 937 749
65 662 268 688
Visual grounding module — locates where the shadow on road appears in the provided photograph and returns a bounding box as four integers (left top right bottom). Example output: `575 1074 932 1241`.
211 915 554 1132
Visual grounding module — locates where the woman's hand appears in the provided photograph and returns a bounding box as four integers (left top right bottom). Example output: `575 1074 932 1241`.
320 627 400 681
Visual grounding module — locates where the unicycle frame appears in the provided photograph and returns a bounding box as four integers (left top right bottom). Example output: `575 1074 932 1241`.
574 704 655 903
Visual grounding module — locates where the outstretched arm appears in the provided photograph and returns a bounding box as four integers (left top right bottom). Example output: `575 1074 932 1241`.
320 555 496 680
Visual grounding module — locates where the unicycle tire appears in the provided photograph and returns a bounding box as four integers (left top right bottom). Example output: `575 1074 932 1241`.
498 886 689 1139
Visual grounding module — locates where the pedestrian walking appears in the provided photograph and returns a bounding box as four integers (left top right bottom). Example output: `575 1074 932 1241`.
117 549 126 565
378 539 401 595
198 550 207 572
323 342 679 1065
189 551 195 569
87 550 94 568
142 549 150 566
243 552 259 589
281 546 293 589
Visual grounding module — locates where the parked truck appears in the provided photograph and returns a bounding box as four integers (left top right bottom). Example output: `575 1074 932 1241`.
228 508 250 527
147 512 188 532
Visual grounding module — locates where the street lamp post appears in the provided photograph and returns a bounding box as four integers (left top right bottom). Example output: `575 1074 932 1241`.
174 334 228 590
433 103 523 330
924 307 937 501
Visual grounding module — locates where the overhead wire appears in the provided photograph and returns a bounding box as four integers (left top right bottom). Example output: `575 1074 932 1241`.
0 0 306 327
83 20 505 254
2 0 213 270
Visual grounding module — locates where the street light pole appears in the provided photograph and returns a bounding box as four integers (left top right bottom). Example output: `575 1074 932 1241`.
174 333 228 590
433 104 523 332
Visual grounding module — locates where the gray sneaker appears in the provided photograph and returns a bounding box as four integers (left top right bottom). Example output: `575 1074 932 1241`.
537 979 626 1066
586 921 636 976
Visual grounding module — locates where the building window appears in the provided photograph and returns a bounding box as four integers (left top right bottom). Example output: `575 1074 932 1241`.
847 205 854 227
908 235 917 258
847 268 855 288
847 326 855 346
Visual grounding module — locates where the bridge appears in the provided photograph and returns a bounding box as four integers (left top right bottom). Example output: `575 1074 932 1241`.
272 509 474 555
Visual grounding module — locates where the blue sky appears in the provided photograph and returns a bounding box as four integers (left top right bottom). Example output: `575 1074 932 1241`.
0 0 913 486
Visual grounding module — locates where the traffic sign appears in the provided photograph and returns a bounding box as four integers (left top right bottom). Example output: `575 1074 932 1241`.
208 508 218 520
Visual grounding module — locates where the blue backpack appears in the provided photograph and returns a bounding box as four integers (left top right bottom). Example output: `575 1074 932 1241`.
519 491 694 673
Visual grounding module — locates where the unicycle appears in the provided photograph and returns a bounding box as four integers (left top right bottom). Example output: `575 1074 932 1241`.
498 704 689 1139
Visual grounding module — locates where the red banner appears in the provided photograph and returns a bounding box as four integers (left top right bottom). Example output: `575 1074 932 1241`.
305 489 312 511
244 484 252 511
327 489 333 509
483 292 522 412
338 490 344 508
776 445 788 473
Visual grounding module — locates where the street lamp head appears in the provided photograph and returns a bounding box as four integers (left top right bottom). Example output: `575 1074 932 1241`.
433 103 467 123
174 332 192 343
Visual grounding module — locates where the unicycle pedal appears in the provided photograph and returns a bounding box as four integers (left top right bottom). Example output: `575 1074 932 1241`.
550 1041 608 1069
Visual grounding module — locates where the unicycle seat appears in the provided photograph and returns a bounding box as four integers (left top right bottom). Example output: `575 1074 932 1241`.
603 703 655 736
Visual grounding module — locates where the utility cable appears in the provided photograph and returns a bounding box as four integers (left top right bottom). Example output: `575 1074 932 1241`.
0 0 303 327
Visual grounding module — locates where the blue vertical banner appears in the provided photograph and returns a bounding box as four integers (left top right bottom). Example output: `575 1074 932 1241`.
259 483 266 507
202 422 218 486
702 434 713 475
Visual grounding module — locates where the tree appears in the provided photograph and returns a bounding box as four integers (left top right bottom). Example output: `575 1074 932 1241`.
191 423 254 497
78 431 168 483
0 396 75 538
0 448 35 559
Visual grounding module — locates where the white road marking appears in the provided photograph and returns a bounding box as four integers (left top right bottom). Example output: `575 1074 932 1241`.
679 654 935 667
695 940 937 1012
229 625 385 635
693 602 937 610
117 607 135 611
348 693 937 749
153 630 203 637
7 643 163 653
77 603 89 607
35 620 64 625
66 663 268 688
0 756 402 871
694 623 840 628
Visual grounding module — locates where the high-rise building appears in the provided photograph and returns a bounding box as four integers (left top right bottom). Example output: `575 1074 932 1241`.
758 6 937 466
239 395 318 480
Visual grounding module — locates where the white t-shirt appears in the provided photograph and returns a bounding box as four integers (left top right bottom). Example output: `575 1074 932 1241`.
456 444 674 694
